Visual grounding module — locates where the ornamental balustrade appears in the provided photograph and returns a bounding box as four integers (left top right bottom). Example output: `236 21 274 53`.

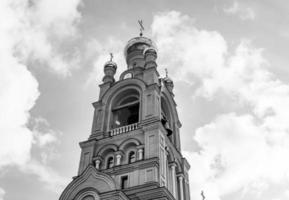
109 123 139 136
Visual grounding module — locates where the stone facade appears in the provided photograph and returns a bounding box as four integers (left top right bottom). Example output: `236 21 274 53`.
59 35 191 200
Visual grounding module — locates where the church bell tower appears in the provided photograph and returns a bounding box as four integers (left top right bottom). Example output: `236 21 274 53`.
59 33 191 200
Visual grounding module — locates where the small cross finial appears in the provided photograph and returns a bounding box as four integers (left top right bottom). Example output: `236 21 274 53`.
138 20 145 37
165 68 168 78
109 53 113 62
201 190 206 200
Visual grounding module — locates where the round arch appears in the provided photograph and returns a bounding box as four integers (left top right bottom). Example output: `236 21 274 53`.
119 138 141 151
59 166 117 200
74 188 100 200
101 79 146 132
96 144 118 156
101 78 146 103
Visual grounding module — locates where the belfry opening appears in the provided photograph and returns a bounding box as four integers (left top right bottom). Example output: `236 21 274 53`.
111 89 140 129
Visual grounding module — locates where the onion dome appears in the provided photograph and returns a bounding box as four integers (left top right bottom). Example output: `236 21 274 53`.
143 46 157 55
144 47 157 59
102 55 117 83
124 36 157 68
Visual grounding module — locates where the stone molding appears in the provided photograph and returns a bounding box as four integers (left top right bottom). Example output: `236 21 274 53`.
59 165 117 200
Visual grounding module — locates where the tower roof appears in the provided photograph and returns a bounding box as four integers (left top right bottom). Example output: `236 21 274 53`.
124 36 157 63
104 60 117 70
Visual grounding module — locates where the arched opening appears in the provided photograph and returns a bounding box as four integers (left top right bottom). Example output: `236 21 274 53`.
128 151 136 164
111 89 140 129
106 156 114 169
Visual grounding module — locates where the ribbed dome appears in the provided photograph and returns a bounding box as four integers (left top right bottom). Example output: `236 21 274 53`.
143 47 157 55
124 36 157 65
103 60 117 83
104 60 117 70
124 37 156 55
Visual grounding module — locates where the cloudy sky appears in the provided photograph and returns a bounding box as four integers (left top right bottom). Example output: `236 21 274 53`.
1 0 289 200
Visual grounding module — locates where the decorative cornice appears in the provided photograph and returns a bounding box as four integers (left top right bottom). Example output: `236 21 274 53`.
79 140 96 148
101 157 159 175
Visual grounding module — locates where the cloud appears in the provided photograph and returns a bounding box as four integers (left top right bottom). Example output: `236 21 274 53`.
152 11 289 200
0 62 38 168
152 11 227 85
1 0 81 77
20 160 69 193
30 117 59 148
0 188 5 200
86 37 127 89
0 0 82 196
223 1 255 21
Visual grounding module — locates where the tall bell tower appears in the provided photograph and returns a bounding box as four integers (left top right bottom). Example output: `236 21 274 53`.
59 34 191 200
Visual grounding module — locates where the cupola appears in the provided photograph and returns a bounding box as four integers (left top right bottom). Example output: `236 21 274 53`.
144 46 157 68
102 54 117 83
124 36 156 69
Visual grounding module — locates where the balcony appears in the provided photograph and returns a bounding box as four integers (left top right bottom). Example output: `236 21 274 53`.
109 123 139 136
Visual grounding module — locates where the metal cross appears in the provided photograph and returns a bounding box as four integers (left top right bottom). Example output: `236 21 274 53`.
201 190 206 200
165 68 168 78
138 20 145 36
109 53 113 62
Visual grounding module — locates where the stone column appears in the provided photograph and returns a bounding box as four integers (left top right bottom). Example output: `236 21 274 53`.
178 175 184 200
137 148 144 160
170 162 177 198
94 159 101 169
137 145 144 160
115 151 123 166
116 154 122 166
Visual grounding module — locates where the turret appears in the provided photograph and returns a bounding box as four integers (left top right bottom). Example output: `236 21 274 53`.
144 47 157 69
124 36 156 69
102 60 117 83
99 54 117 99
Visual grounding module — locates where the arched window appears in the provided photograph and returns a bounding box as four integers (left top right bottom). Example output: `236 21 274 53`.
128 151 136 164
111 89 140 128
107 156 114 169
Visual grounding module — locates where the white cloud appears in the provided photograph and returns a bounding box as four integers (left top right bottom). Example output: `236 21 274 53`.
223 2 255 21
1 0 81 77
0 0 82 196
86 37 127 88
152 11 289 200
31 117 59 147
20 160 69 192
152 11 227 85
0 188 5 200
0 62 38 168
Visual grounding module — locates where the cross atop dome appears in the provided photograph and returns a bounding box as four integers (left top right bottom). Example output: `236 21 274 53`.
138 19 145 37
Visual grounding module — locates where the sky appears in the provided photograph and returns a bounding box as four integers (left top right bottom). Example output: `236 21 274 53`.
1 0 289 200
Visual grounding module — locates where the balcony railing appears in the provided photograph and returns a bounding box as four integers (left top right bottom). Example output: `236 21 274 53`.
109 123 139 136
